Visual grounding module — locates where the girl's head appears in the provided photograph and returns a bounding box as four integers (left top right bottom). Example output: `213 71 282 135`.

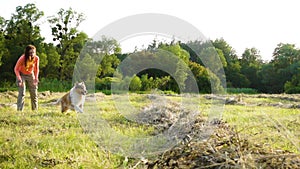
25 45 36 59
24 45 36 68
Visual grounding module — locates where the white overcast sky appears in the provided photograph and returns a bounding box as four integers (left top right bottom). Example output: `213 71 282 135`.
1 0 300 61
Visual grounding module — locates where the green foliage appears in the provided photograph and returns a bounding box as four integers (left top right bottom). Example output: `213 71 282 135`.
212 39 249 89
159 42 190 63
258 44 300 93
0 80 16 92
40 43 61 79
80 38 121 81
284 73 300 94
240 48 263 89
212 38 238 62
73 53 98 82
226 61 250 88
226 88 258 94
48 8 87 81
129 75 142 91
0 16 7 67
241 48 263 64
258 63 282 93
95 77 116 91
140 74 152 91
140 74 171 92
187 61 211 93
0 3 44 82
157 43 190 91
98 54 120 78
1 3 300 94
174 60 188 91
38 78 72 92
272 43 300 69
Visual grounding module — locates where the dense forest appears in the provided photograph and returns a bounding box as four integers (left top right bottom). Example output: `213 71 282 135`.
0 3 299 94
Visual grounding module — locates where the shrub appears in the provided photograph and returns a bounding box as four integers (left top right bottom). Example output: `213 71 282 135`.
227 88 258 94
129 76 142 91
39 78 72 92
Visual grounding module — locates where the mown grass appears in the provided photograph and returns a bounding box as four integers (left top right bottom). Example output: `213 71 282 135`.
0 99 127 168
223 105 300 153
0 92 299 168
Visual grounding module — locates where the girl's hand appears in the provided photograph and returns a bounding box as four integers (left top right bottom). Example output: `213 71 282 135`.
18 81 23 87
33 79 39 86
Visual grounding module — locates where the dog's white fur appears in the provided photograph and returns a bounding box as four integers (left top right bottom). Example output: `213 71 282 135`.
56 82 87 113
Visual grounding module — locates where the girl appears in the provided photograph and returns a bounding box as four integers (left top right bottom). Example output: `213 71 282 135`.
14 45 40 111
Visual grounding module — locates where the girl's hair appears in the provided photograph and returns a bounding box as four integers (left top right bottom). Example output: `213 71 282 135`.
24 45 36 67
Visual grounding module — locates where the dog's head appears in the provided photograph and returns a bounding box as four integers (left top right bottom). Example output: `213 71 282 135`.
74 82 87 95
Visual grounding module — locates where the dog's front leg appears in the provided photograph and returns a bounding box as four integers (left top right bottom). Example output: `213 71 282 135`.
79 103 84 111
73 105 84 113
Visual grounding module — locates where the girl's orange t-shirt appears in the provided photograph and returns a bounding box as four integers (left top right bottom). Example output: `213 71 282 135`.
14 54 39 81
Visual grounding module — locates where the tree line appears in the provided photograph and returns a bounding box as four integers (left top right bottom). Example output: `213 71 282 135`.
0 3 299 94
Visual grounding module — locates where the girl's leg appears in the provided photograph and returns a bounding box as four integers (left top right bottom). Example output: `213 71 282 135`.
16 76 26 111
26 74 38 110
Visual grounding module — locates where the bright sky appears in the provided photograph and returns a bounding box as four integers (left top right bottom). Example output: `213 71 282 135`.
1 0 300 61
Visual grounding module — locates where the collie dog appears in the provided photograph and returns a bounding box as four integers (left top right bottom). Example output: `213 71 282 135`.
56 82 87 113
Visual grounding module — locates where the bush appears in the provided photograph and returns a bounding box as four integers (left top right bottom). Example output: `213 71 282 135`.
129 76 141 91
95 77 113 91
39 78 72 92
227 88 258 94
284 75 300 94
285 86 300 94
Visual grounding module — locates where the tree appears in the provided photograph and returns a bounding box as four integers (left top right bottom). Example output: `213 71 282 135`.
99 54 120 78
183 40 226 91
212 38 238 62
187 61 211 93
226 61 250 88
199 47 226 76
158 43 190 92
0 16 8 67
240 48 262 65
74 53 98 82
258 64 282 93
5 3 44 46
48 8 86 80
183 40 213 65
240 48 263 90
81 37 121 79
0 3 44 82
259 43 300 93
284 72 300 93
212 38 247 88
159 42 190 63
272 43 300 69
40 43 60 78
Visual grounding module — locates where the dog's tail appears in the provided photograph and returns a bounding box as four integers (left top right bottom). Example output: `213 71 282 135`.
54 98 62 106
42 98 61 107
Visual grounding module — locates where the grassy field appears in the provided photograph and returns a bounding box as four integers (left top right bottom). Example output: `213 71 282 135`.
0 91 299 168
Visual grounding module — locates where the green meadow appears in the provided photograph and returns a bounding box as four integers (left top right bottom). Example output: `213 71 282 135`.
0 92 299 168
